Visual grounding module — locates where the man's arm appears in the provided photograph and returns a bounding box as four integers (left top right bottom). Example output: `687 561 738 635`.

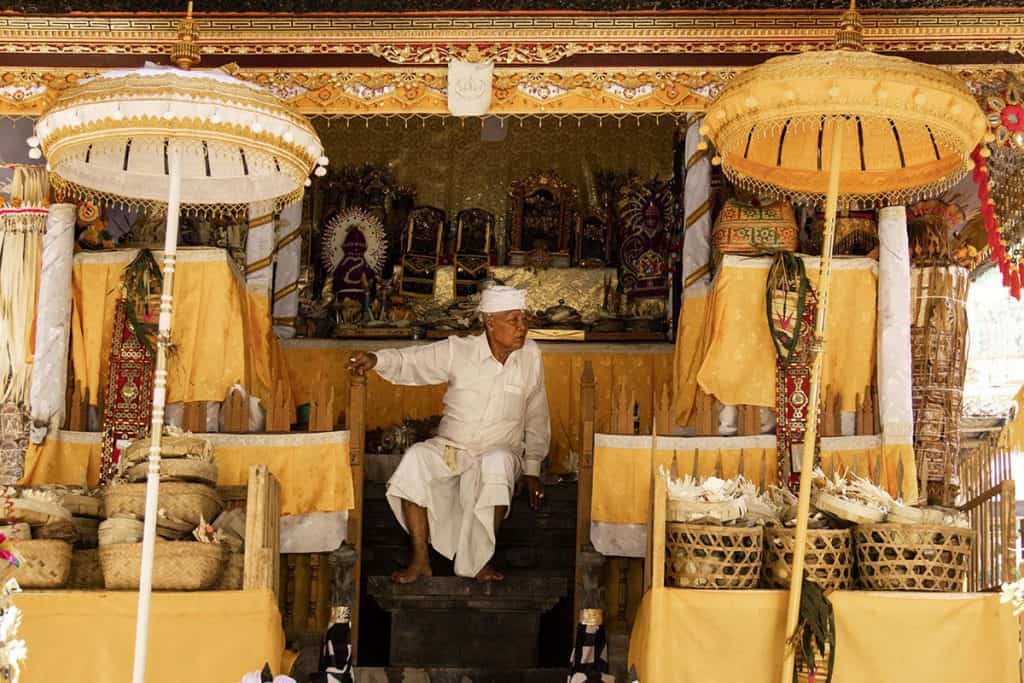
348 339 453 386
522 352 551 478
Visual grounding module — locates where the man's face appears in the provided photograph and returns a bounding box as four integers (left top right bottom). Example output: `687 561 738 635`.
487 309 529 352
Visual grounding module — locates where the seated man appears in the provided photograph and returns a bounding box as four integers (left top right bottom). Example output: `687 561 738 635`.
349 286 549 584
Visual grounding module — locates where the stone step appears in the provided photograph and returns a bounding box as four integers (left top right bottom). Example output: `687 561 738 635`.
355 667 569 683
367 575 570 669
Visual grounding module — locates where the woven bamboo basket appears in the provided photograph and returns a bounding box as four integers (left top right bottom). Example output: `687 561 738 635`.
854 524 973 591
0 523 30 541
67 548 104 589
99 541 227 590
666 523 762 589
98 517 144 546
61 494 103 519
763 528 853 591
11 539 72 588
126 459 218 487
9 497 71 526
34 519 79 544
104 482 222 526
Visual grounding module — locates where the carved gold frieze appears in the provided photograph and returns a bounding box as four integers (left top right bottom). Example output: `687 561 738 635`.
2 64 1022 118
1 12 1023 62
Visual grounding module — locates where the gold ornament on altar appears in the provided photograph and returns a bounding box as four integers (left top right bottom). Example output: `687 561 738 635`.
702 3 985 681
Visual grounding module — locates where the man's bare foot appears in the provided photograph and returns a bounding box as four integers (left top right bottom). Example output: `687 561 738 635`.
391 561 432 584
475 564 504 583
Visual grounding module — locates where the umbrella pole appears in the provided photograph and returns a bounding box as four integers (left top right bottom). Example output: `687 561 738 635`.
779 121 845 683
131 140 182 683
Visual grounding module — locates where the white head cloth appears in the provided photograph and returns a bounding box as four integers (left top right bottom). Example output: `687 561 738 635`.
478 285 527 313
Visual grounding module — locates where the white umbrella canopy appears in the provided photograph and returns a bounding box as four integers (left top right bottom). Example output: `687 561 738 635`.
30 8 326 683
34 63 325 214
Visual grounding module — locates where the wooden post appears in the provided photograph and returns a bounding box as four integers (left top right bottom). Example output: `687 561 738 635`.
309 374 335 433
182 401 206 434
222 387 248 434
573 362 597 624
243 464 281 598
737 405 760 437
694 389 718 437
346 372 367 663
265 379 293 433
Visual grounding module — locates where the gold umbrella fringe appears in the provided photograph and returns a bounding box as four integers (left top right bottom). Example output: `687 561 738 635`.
719 162 971 210
42 115 318 176
44 72 316 134
48 173 304 220
309 111 690 126
711 113 976 160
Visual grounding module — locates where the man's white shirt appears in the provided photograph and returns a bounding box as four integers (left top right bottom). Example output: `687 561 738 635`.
373 333 551 476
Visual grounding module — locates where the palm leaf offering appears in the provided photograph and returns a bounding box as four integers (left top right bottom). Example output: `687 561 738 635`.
120 248 162 355
791 575 835 683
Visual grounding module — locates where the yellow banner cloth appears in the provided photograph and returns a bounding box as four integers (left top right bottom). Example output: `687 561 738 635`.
20 430 353 515
591 434 917 525
675 255 877 423
19 589 284 682
70 248 291 407
282 340 675 473
629 588 1017 683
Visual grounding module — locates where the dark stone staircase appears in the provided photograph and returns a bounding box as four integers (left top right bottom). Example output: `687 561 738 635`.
358 474 578 679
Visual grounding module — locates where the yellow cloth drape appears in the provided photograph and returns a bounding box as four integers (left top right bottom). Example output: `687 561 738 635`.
283 341 675 473
628 588 1018 683
591 435 917 526
671 293 710 427
70 248 291 407
20 430 353 515
19 589 284 682
675 255 877 423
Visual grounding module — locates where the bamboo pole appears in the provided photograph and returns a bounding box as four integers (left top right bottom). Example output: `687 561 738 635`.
779 120 845 683
132 140 182 683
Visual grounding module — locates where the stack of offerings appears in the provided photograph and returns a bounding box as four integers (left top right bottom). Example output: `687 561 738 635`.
810 470 972 592
2 487 75 587
664 473 787 589
56 487 105 589
100 428 228 590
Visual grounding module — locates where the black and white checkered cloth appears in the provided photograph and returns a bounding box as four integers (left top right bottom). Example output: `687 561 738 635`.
309 621 354 683
567 623 614 683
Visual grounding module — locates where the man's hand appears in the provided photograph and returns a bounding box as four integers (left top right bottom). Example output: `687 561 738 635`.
524 475 544 511
348 351 377 376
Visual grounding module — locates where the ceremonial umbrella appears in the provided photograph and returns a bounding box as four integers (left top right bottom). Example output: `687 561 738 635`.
701 3 984 680
31 7 326 682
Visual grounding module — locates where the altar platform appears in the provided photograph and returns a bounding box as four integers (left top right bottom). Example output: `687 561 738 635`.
19 589 284 682
628 588 1017 683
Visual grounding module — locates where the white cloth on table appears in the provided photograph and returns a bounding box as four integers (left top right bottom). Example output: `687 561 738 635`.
388 441 519 577
374 332 550 576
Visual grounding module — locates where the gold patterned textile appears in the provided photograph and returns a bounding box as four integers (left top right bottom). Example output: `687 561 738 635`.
70 247 290 408
20 429 353 515
628 588 1017 683
411 265 618 322
282 340 673 473
673 255 877 423
319 117 673 257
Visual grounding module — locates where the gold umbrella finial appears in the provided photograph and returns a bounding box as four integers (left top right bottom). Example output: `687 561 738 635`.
835 0 865 51
171 2 201 70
